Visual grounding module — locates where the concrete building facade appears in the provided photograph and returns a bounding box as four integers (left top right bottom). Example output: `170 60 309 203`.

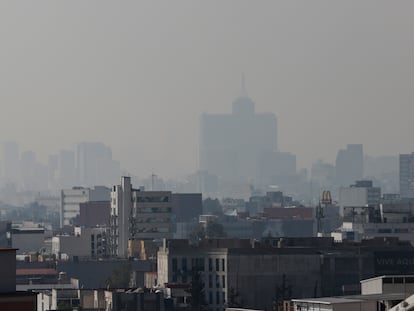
400 153 414 198
339 180 381 209
110 177 174 258
52 227 108 260
157 239 321 311
60 186 110 227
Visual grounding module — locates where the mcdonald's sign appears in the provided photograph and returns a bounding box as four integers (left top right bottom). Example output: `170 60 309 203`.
321 191 332 205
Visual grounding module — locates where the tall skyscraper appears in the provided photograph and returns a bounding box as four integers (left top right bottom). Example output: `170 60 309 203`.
20 150 37 190
399 153 414 198
335 144 363 186
76 142 120 187
199 78 277 181
2 141 20 185
58 149 76 188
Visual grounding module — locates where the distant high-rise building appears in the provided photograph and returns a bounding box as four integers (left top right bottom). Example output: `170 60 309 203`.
20 150 36 190
199 78 277 181
335 144 363 186
256 151 296 188
311 159 335 189
76 142 120 187
58 149 76 188
399 153 414 198
2 141 20 184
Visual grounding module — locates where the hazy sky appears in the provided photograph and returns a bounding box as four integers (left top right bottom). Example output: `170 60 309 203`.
0 1 413 178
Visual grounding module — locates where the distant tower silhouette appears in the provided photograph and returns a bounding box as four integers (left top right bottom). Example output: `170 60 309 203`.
241 73 248 97
199 77 278 182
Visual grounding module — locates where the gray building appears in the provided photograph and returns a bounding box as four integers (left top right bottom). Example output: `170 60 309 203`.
158 239 321 311
60 185 110 227
256 151 296 188
1 141 20 186
171 193 202 222
12 227 46 255
76 142 120 187
199 80 277 182
0 221 11 248
335 144 363 186
399 153 414 198
52 227 108 260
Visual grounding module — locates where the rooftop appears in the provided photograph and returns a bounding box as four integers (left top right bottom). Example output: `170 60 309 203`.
16 268 57 276
292 297 365 305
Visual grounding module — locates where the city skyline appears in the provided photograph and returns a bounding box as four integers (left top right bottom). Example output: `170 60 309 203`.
1 1 414 178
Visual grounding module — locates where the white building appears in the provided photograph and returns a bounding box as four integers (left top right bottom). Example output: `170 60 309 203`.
60 186 110 227
333 197 414 245
110 176 174 258
292 297 376 311
339 180 381 210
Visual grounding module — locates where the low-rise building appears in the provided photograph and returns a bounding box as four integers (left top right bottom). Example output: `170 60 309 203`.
12 227 47 255
52 227 108 260
292 297 376 311
158 239 321 311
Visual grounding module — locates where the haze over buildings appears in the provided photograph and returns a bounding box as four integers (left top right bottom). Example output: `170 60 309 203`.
200 79 278 182
0 1 414 178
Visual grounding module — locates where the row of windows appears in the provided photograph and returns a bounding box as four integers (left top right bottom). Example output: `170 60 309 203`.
208 274 226 288
208 291 225 306
209 258 225 272
133 207 172 213
112 196 170 205
133 217 171 223
133 196 170 203
172 257 226 273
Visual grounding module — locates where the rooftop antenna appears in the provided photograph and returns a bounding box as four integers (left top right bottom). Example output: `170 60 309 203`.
241 72 248 97
151 172 157 191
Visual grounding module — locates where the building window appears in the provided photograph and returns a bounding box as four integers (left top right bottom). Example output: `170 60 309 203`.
209 258 213 271
181 258 188 283
182 258 187 272
209 275 213 288
216 291 220 305
222 292 225 305
216 258 219 271
216 275 220 288
172 258 177 272
222 258 225 271
222 275 225 288
192 258 205 271
209 291 213 305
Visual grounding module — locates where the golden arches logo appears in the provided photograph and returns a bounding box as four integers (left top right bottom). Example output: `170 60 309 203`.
321 191 332 205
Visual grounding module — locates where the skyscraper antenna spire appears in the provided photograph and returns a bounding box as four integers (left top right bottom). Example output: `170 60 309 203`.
241 73 248 97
